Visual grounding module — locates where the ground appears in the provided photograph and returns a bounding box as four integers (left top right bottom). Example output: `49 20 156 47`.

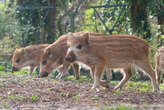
0 73 164 110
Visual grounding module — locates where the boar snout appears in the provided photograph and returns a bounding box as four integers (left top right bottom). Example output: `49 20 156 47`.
11 66 19 72
40 71 49 78
65 50 76 62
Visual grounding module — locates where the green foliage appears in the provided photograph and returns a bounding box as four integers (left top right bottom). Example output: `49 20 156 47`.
128 0 151 39
81 0 130 34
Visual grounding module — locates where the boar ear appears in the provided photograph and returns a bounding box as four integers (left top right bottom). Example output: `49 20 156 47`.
83 33 89 45
46 48 51 55
68 32 74 37
20 48 25 53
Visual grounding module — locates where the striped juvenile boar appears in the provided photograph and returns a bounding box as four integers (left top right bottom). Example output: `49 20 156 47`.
12 44 49 75
39 34 80 79
65 32 159 92
155 46 164 83
39 33 111 81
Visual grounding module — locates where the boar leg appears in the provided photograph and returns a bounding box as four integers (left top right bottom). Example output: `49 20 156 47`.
29 65 35 76
135 60 159 92
72 63 80 80
114 66 132 90
105 69 112 82
56 62 70 79
155 66 163 84
92 64 106 90
90 66 95 79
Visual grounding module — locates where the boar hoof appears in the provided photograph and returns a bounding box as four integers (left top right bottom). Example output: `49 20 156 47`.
56 73 69 79
153 87 159 93
100 80 110 88
91 87 100 92
56 73 62 79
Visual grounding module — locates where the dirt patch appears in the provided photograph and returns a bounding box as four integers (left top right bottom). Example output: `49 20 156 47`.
0 74 164 110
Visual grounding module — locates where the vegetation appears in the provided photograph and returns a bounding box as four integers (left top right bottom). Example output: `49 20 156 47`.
0 0 164 79
0 0 164 109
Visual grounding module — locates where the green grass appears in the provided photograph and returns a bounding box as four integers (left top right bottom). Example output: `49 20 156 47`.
1 103 10 109
104 105 135 110
73 95 80 103
17 96 26 101
159 83 164 91
13 70 29 75
125 81 152 92
0 65 5 71
0 81 5 87
31 94 39 102
8 94 15 100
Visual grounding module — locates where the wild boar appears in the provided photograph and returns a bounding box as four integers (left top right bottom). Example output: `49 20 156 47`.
65 32 159 92
39 33 111 81
155 46 164 83
39 34 80 79
12 44 81 79
12 44 49 75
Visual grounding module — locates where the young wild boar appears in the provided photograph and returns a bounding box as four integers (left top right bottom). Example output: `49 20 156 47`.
155 46 164 83
12 44 49 75
65 32 159 92
39 34 80 79
39 33 111 81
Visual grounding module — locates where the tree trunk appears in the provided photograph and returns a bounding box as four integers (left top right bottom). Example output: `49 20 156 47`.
46 0 57 43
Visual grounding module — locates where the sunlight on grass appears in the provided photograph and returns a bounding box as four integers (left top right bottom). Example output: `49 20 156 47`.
63 75 91 83
159 83 164 91
13 70 29 75
125 81 152 92
104 105 135 110
64 75 75 81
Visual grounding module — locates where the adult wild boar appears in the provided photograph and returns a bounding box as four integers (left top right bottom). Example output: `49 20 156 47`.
65 32 159 92
155 46 164 83
12 44 49 75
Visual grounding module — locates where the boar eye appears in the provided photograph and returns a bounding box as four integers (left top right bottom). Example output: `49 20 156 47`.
16 58 20 63
76 44 82 50
42 60 47 65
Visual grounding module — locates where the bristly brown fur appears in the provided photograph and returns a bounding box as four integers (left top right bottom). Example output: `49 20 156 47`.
65 31 159 92
12 44 49 75
155 46 164 84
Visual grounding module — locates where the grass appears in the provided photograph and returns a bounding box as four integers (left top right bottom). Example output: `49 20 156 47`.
73 95 80 103
1 103 10 109
125 81 152 92
0 81 4 87
104 105 135 110
17 96 26 101
31 94 39 102
92 95 99 100
8 94 15 100
3 69 164 92
159 83 164 91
